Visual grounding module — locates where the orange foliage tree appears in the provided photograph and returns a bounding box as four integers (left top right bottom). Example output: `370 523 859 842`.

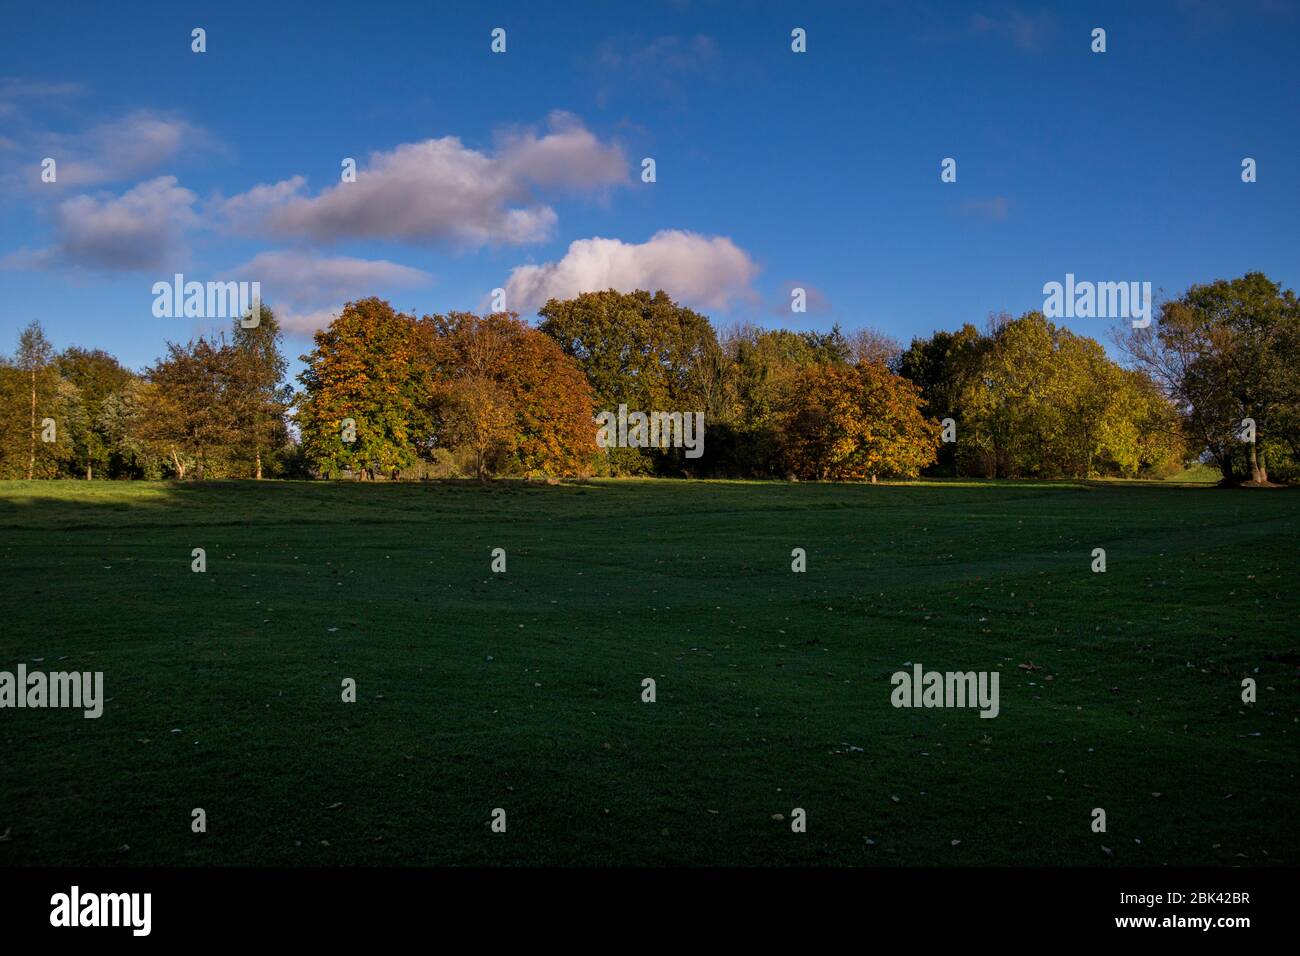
425 312 596 478
778 362 940 480
296 298 434 479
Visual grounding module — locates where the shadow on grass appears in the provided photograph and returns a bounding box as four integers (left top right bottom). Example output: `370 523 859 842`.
0 475 1280 535
0 478 633 531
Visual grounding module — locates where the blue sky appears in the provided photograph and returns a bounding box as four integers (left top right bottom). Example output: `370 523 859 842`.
1 0 1297 376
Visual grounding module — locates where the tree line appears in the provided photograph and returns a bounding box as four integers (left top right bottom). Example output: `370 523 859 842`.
2 273 1296 484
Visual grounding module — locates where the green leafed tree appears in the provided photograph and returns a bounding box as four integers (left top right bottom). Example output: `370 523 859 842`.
1123 273 1300 484
55 347 137 479
228 306 291 479
538 289 717 475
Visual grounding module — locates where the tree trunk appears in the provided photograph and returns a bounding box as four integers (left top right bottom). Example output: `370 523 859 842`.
86 464 92 481
255 447 263 480
1248 441 1268 484
170 445 186 480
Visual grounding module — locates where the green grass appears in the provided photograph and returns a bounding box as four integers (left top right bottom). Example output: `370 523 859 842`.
1165 462 1225 484
0 478 1296 866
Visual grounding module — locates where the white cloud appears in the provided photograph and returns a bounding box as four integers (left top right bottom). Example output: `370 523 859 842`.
230 250 433 334
216 176 307 232
272 306 348 335
3 176 199 272
9 111 209 190
221 111 626 249
493 112 630 192
0 78 82 119
60 112 207 186
234 249 431 301
503 230 760 314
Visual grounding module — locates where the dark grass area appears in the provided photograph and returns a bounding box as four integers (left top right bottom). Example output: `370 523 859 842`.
0 478 1296 865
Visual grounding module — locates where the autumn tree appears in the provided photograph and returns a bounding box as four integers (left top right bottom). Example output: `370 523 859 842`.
296 298 434 479
0 358 30 479
132 337 240 479
701 323 856 477
440 375 515 480
778 361 940 481
847 327 903 370
426 312 596 479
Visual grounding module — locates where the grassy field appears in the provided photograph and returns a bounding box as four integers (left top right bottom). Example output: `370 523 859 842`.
0 478 1296 866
